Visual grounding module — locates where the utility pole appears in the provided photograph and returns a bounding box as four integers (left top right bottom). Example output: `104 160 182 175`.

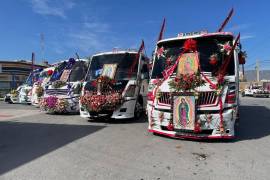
40 33 45 64
242 64 245 81
255 60 260 82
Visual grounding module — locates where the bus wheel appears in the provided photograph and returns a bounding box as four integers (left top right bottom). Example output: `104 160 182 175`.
134 100 143 120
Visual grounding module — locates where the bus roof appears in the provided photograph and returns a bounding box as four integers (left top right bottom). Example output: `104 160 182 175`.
92 50 139 58
157 32 234 45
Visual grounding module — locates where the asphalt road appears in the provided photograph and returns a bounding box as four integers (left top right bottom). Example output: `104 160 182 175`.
0 97 270 180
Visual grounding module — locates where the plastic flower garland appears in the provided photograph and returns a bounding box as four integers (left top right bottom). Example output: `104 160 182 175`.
168 72 205 92
80 76 122 112
40 96 69 113
80 91 122 112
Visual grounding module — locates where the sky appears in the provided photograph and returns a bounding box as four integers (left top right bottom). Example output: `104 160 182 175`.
0 0 269 70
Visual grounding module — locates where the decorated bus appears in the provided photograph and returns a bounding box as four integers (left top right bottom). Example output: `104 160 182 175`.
4 68 43 104
31 66 56 106
147 9 246 139
40 58 89 114
80 45 149 120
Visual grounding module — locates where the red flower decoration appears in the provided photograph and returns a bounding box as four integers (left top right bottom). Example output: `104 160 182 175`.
156 47 165 58
167 122 174 131
183 39 197 52
47 69 54 76
91 81 97 87
194 121 201 133
209 54 218 66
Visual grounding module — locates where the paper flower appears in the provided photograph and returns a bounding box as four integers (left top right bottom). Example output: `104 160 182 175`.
47 69 54 76
218 41 232 55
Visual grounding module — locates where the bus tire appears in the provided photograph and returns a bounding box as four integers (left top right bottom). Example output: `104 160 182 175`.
134 96 143 120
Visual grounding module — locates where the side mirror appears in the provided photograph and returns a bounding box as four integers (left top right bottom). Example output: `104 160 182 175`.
141 73 146 80
239 51 247 65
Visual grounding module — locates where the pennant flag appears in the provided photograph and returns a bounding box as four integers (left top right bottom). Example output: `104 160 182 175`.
217 8 234 32
157 18 166 42
138 40 145 53
128 40 145 78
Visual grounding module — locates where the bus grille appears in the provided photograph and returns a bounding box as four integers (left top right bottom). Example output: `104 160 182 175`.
158 92 217 106
197 91 217 105
45 89 69 96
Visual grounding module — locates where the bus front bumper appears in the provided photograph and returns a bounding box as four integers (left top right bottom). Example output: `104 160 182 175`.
147 105 237 139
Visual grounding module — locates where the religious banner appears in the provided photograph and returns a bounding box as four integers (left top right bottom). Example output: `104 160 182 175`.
101 64 117 79
177 52 199 75
60 69 71 82
173 95 196 130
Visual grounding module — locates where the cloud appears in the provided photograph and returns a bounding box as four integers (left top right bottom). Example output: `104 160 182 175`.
66 20 117 54
227 23 251 32
241 34 255 40
30 0 75 18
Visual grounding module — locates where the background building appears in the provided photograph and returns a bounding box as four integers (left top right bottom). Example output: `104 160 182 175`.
0 60 48 97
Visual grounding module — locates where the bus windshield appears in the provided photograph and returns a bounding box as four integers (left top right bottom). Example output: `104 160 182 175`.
69 61 88 82
86 53 138 81
151 35 235 79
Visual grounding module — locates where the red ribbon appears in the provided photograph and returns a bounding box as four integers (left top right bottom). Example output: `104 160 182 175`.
218 96 224 132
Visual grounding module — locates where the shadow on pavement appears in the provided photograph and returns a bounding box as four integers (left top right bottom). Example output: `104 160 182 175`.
0 121 105 175
237 105 270 141
87 114 147 124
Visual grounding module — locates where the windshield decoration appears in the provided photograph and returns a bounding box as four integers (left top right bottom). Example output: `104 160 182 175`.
51 61 67 81
183 39 197 52
156 47 166 59
177 53 199 75
209 54 218 66
218 41 232 55
168 52 204 92
101 63 118 79
60 69 71 82
95 68 103 76
47 69 54 76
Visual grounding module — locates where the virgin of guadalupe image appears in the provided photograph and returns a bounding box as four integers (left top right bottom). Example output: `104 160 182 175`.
178 98 190 128
103 67 113 77
177 53 199 75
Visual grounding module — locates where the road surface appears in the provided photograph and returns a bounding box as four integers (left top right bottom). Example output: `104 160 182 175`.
0 97 270 180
